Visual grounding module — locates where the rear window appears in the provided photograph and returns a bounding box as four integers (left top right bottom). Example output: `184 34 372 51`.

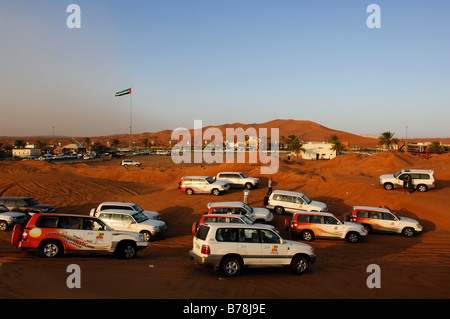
195 225 210 240
36 216 59 228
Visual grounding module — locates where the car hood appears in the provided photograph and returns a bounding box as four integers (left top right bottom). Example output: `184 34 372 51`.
284 239 314 251
379 174 395 180
1 211 26 218
212 181 228 186
398 216 420 225
310 201 327 209
34 204 54 210
142 210 160 219
141 219 166 228
252 207 271 216
343 221 365 230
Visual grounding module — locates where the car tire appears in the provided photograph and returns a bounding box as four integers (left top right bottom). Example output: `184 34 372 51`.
384 183 394 191
39 240 63 258
186 189 194 195
220 256 242 277
115 241 137 259
284 219 291 231
291 255 309 275
274 206 284 215
417 184 428 192
141 231 152 242
212 189 220 196
346 231 360 243
0 221 8 231
192 222 198 235
301 230 314 241
363 224 372 233
402 227 415 237
11 224 23 246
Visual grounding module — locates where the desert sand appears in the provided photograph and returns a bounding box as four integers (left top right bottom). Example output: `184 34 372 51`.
0 151 449 301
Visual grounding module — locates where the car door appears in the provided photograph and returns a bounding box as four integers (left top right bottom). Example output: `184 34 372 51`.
320 216 344 238
259 229 290 265
58 216 90 251
236 228 262 265
378 212 401 233
82 217 113 250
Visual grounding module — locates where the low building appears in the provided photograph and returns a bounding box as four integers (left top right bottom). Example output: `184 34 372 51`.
12 148 41 159
301 142 337 160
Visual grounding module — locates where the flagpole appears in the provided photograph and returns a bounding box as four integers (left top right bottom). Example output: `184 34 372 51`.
130 90 132 148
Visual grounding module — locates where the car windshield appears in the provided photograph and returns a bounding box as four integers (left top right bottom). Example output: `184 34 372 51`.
243 203 253 213
301 194 311 204
240 215 253 224
394 170 403 178
24 198 39 206
205 177 215 184
132 212 148 223
131 204 143 212
239 173 248 178
0 205 9 213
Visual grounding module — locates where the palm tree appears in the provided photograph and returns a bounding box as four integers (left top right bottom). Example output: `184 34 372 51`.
378 131 399 151
35 140 46 155
288 138 305 156
426 141 446 154
328 135 345 155
111 139 120 148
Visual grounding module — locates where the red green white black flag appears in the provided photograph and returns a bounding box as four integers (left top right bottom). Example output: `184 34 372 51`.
115 88 131 96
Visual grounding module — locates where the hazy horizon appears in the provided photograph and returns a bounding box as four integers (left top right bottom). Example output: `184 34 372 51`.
1 1 449 139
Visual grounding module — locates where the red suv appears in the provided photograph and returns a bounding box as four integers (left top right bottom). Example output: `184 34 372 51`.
11 213 149 258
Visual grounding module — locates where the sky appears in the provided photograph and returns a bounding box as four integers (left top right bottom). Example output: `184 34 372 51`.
1 0 449 139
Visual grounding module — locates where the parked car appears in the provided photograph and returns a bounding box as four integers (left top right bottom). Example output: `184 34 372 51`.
156 149 170 155
11 213 149 258
189 223 316 277
285 211 367 243
378 169 435 192
206 201 273 223
178 176 230 196
0 204 27 231
192 213 277 235
214 172 260 189
347 206 423 237
91 209 167 241
265 190 328 215
90 202 160 220
0 197 55 218
121 159 141 167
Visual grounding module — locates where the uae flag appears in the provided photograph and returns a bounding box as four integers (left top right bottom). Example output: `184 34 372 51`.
115 88 131 96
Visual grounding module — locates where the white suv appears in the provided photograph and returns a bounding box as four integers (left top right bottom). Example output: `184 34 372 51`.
178 176 230 196
0 204 27 231
189 223 316 277
379 169 435 192
214 172 260 189
90 202 160 220
266 190 328 215
91 209 167 241
206 201 273 223
121 160 141 167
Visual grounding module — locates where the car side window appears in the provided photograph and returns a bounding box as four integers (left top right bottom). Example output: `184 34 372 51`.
297 215 309 223
356 210 369 218
382 213 396 221
216 228 237 242
36 216 59 228
310 215 323 224
369 211 381 219
259 229 280 244
238 228 259 243
59 216 82 229
419 174 430 180
122 215 133 224
325 216 339 224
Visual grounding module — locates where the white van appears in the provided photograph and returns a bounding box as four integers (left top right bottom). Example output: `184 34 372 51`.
266 190 327 215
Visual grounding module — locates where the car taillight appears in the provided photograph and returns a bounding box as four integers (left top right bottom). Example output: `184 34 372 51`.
292 222 297 228
22 230 29 241
201 244 210 255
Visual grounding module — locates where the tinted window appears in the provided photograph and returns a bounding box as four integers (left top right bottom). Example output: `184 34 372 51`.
24 198 39 206
296 215 309 223
419 174 430 180
36 216 59 228
216 228 237 242
369 211 381 219
238 228 259 243
259 229 280 244
59 216 82 229
195 225 209 240
325 216 339 224
310 215 324 224
382 213 396 220
356 211 369 218
98 213 112 222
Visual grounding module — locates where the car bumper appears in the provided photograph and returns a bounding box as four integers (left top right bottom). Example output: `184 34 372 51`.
189 250 222 267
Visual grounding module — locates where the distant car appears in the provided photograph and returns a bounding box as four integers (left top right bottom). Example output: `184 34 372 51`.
11 213 149 258
265 190 328 215
285 211 367 243
192 213 277 235
90 202 160 220
156 149 170 155
121 159 141 167
214 172 260 189
206 201 273 223
0 204 27 231
0 197 55 218
92 209 167 241
178 176 230 196
378 169 435 192
347 206 423 237
189 223 316 277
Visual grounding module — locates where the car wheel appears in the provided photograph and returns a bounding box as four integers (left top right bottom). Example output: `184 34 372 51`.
123 164 128 167
346 232 360 243
301 230 314 241
115 241 137 259
186 189 194 195
417 184 428 192
384 183 394 191
291 255 309 275
0 221 8 231
363 224 372 233
141 231 152 242
220 256 242 277
212 188 220 196
274 206 284 215
402 227 415 237
39 240 63 258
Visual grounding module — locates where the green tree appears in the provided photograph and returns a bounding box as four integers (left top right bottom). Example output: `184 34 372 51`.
329 134 345 155
35 140 46 155
288 138 305 155
426 141 446 154
13 140 26 149
111 139 120 148
378 131 399 151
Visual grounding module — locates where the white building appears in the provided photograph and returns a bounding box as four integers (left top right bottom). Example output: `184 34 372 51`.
301 142 336 160
12 148 41 159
